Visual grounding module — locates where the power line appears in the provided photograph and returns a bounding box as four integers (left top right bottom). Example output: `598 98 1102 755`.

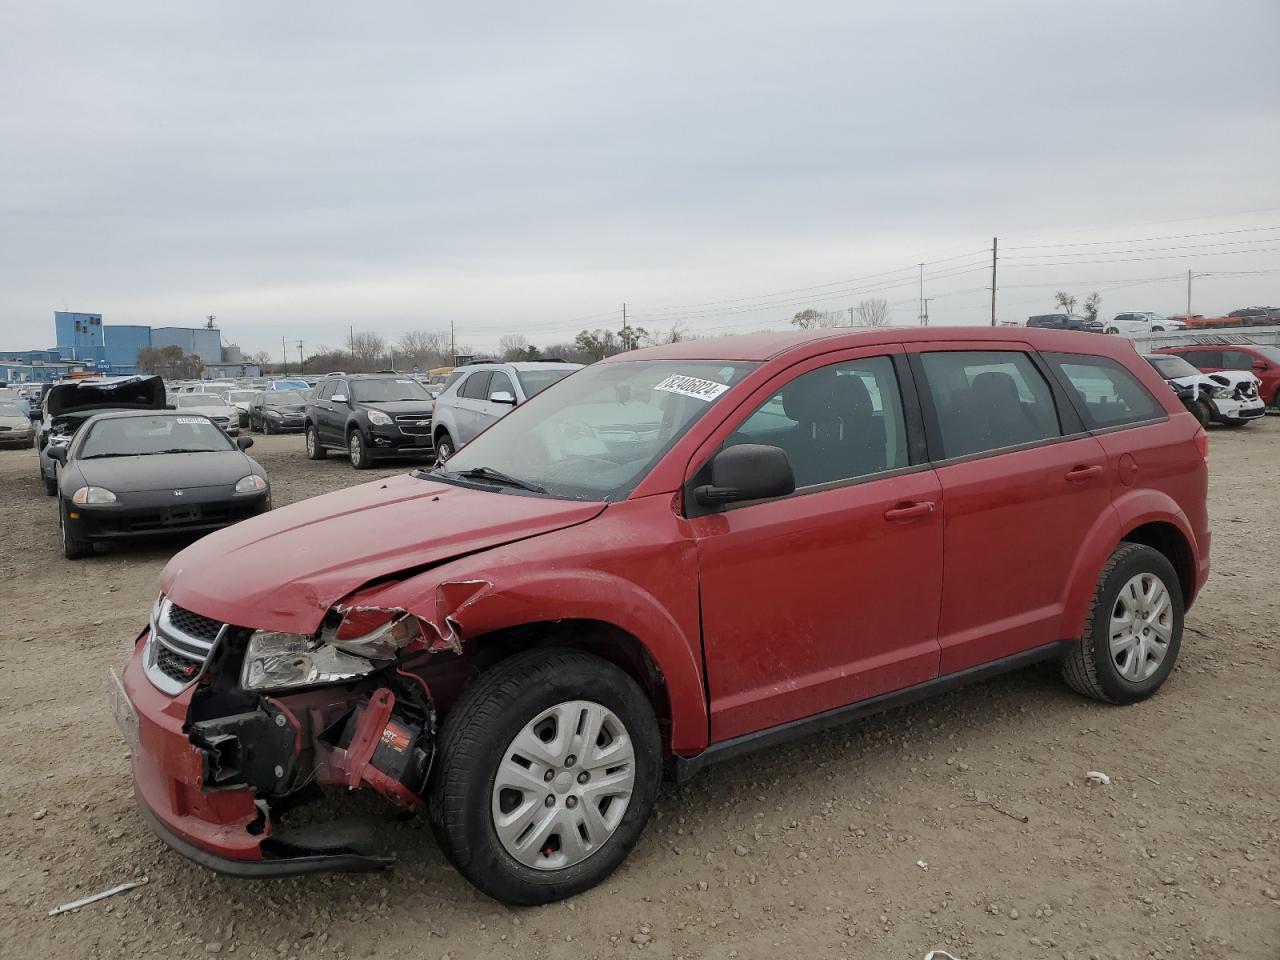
1003 224 1280 251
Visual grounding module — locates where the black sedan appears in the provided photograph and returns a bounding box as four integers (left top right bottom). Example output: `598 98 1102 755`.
48 410 271 559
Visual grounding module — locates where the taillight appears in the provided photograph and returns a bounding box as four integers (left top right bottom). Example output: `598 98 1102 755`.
1193 427 1208 463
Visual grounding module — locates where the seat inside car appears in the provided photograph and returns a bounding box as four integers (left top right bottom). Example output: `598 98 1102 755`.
778 367 883 486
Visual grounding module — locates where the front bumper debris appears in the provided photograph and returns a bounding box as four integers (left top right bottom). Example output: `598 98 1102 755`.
121 630 433 877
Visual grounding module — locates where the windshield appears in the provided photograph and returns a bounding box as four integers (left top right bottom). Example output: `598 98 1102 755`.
265 391 305 405
440 360 758 501
352 378 431 402
80 415 234 458
516 368 578 397
228 391 257 403
0 403 24 417
269 379 309 390
177 394 227 407
1148 356 1199 379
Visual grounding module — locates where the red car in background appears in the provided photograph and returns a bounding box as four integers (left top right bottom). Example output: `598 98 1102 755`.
115 327 1210 904
1155 343 1280 411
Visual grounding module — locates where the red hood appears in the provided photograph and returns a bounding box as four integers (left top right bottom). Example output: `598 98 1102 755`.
160 475 605 632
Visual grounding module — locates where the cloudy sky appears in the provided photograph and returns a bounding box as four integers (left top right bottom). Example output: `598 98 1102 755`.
2 1 1278 357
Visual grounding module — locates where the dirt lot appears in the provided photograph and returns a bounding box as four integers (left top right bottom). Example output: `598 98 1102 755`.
0 424 1277 960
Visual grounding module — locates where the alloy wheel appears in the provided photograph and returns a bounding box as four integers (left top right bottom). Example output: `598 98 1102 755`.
490 700 636 871
1109 572 1173 682
349 432 363 466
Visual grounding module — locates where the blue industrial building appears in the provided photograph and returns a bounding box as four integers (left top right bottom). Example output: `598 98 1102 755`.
53 311 106 363
2 312 243 381
104 325 153 371
150 326 222 362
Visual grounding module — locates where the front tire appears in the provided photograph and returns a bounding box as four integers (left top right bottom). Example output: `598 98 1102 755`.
1061 543 1183 704
1192 399 1212 428
263 417 274 435
348 429 372 469
305 424 327 460
43 471 57 496
434 431 455 464
60 503 93 560
429 648 661 905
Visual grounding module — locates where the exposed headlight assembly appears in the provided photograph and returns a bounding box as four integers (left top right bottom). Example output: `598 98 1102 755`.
234 474 268 494
366 410 393 426
72 485 117 504
240 613 422 692
1210 385 1233 399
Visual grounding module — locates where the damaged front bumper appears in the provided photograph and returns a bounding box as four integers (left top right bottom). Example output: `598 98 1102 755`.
120 625 436 877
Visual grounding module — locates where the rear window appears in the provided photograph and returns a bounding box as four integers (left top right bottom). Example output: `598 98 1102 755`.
918 351 1061 459
1047 354 1164 429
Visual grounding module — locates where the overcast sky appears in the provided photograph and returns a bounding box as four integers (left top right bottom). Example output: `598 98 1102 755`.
2 1 1278 357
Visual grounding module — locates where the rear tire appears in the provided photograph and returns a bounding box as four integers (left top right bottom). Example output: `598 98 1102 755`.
1061 543 1183 704
305 425 327 460
429 648 661 905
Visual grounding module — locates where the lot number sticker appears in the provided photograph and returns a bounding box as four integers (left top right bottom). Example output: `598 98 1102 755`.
653 375 729 402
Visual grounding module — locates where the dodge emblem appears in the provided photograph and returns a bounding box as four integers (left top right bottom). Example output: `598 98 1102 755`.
173 489 185 497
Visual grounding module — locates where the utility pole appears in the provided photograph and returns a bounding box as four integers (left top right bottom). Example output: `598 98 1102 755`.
1186 269 1193 317
450 320 455 363
282 335 287 374
296 339 304 372
349 325 354 359
918 263 925 326
848 306 855 327
621 302 628 350
990 237 998 326
923 298 934 328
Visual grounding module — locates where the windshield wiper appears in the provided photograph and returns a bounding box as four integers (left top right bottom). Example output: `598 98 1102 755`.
447 466 547 494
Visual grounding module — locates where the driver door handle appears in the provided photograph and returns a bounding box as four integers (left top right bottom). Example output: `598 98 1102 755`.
884 501 935 522
1065 464 1103 482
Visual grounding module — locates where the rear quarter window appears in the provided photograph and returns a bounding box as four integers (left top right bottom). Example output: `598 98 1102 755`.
1045 354 1164 430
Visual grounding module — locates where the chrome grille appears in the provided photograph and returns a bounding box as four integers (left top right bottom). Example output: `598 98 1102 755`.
394 413 433 436
143 597 228 694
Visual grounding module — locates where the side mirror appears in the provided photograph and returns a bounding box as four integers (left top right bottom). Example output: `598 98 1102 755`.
331 393 349 404
1253 360 1270 372
47 444 68 464
695 444 795 507
490 391 516 405
236 436 254 450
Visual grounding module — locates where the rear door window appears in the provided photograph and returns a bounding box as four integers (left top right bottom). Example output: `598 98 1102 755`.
918 351 1061 459
1045 354 1164 429
459 371 493 400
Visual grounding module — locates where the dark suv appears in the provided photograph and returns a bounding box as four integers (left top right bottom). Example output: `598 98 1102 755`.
1027 313 1104 333
304 374 435 468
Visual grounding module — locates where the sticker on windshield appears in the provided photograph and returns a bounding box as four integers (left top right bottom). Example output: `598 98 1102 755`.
653 374 729 402
175 417 205 424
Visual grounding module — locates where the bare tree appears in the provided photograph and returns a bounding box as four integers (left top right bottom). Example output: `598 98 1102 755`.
397 330 451 370
1053 291 1078 315
1082 292 1102 323
498 333 531 360
853 298 891 327
789 308 843 329
348 331 385 372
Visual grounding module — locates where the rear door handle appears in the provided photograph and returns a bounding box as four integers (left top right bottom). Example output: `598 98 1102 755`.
884 501 935 521
1065 464 1103 482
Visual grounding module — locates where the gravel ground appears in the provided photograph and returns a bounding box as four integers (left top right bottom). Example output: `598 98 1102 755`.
0 425 1277 960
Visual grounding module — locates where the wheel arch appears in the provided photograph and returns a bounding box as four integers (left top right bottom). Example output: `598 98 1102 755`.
1059 496 1202 640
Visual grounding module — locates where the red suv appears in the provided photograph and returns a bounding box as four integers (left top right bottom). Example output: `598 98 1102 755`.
115 328 1210 904
1155 343 1280 411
